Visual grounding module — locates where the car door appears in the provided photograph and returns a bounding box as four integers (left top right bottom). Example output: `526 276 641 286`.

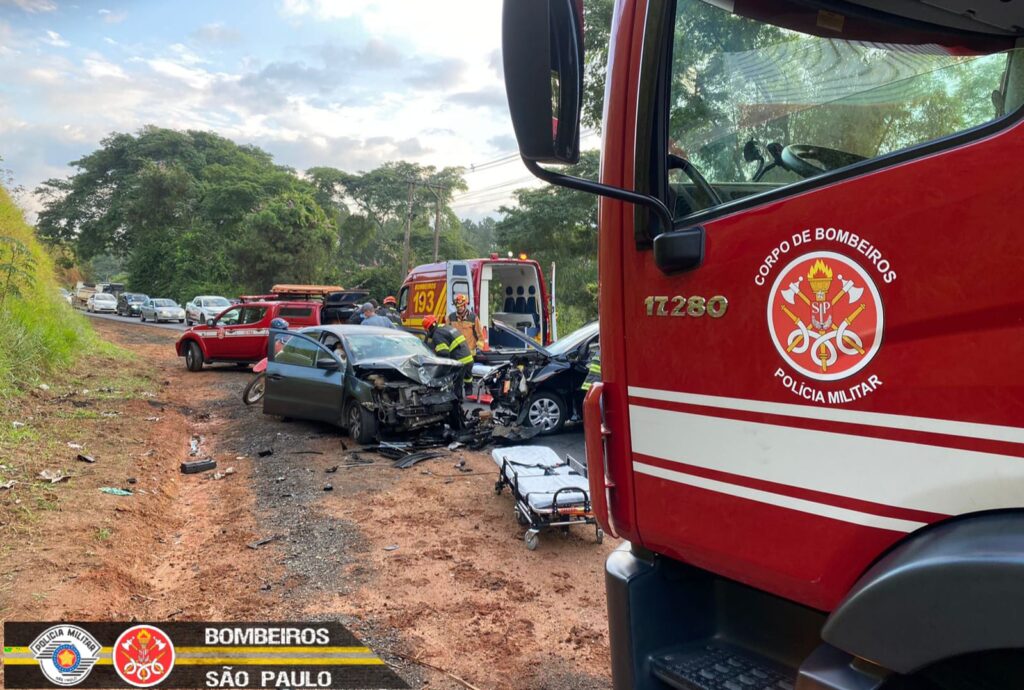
226 306 269 361
263 330 345 423
206 306 244 359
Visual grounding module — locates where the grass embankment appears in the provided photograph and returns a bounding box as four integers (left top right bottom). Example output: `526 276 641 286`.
0 186 105 398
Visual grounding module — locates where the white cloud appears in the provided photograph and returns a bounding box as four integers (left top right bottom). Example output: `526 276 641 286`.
42 30 69 47
26 66 61 82
98 9 128 24
84 57 127 80
1 0 56 13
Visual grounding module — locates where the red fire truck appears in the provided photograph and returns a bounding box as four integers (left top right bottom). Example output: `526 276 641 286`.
503 1 1024 688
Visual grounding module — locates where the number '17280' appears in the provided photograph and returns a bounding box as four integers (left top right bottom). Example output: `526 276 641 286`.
643 295 729 318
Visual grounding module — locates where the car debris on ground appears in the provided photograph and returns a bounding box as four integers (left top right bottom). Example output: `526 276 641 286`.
99 487 133 496
38 469 70 483
76 454 96 463
181 458 217 474
0 480 16 490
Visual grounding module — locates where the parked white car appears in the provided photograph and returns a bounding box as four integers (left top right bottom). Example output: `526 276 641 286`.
86 292 117 313
185 295 231 326
140 298 185 323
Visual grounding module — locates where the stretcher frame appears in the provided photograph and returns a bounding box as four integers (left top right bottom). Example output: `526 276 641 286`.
494 452 604 550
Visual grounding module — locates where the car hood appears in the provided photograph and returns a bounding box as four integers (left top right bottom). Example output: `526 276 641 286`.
352 355 462 386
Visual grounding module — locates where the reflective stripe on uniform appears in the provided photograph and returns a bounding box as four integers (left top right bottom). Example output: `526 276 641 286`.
457 354 474 364
450 334 466 349
588 363 601 374
435 343 450 353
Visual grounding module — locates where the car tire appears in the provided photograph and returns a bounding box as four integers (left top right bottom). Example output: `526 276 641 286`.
525 391 567 435
186 318 192 326
178 319 184 324
140 313 146 322
185 342 204 372
346 402 377 445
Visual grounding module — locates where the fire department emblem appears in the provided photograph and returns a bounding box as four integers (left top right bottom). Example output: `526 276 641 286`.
768 251 883 381
29 625 101 686
112 625 175 688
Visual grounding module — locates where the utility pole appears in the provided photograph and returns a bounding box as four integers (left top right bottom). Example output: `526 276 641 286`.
402 180 415 277
433 193 442 262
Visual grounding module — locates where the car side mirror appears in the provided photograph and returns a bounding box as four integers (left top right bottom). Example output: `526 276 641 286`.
206 318 215 327
502 0 583 164
316 358 339 371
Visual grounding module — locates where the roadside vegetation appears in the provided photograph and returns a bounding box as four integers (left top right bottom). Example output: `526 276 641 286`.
0 184 101 399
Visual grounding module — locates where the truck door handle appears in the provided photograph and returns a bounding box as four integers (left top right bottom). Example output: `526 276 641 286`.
267 374 284 381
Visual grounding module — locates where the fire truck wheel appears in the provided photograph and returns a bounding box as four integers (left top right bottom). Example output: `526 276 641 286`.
525 391 567 435
185 342 204 372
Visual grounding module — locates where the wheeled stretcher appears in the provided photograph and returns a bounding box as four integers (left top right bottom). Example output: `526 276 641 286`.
491 446 604 550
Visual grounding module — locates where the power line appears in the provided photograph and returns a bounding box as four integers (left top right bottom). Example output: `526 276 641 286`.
463 128 599 175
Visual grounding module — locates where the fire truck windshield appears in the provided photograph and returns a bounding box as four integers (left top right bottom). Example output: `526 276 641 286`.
668 0 1024 219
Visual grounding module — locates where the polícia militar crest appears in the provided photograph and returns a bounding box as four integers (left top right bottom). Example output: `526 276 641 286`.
768 251 883 381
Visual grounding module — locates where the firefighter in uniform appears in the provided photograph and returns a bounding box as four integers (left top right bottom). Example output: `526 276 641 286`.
447 294 487 352
380 295 403 326
580 343 601 393
423 315 474 398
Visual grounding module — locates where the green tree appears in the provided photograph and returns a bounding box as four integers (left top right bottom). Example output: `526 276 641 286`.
495 151 599 334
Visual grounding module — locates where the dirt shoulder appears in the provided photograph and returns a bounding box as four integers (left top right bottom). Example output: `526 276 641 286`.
0 319 615 690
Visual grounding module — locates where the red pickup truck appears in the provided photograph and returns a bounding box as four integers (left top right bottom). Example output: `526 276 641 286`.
175 301 320 371
176 288 373 371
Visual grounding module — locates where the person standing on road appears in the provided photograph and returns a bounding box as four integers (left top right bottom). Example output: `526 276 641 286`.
358 302 396 329
422 315 474 397
348 298 379 324
447 294 486 352
379 295 403 326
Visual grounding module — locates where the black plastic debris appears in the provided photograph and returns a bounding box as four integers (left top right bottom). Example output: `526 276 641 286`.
76 454 96 464
257 448 274 457
180 458 217 474
323 483 333 491
325 465 339 473
393 450 446 469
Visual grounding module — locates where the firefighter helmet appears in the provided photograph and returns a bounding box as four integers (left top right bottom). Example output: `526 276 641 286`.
422 315 437 332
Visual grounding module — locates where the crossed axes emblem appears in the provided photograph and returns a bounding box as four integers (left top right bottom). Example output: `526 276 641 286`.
778 273 867 373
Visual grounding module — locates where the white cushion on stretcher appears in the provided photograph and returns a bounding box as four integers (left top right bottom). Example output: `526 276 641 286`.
490 445 563 471
515 471 590 511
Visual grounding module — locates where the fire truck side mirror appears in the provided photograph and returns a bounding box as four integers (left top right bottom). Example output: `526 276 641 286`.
653 225 706 275
502 0 583 165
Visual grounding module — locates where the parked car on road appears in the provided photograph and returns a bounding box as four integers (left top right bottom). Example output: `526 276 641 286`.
86 292 118 313
262 325 464 443
117 292 149 317
185 295 231 326
175 300 321 371
140 298 185 323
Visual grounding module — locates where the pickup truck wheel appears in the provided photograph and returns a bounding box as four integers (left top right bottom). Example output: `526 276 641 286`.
525 391 567 435
346 402 377 444
185 342 204 372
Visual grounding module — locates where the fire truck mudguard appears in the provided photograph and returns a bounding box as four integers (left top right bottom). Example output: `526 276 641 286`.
822 511 1024 675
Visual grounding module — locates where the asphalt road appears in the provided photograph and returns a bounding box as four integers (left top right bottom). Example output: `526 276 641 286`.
81 309 188 331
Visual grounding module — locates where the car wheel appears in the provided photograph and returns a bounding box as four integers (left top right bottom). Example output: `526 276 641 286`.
346 402 377 444
140 313 146 322
525 391 567 435
186 318 192 326
178 319 184 324
185 342 204 372
242 374 266 405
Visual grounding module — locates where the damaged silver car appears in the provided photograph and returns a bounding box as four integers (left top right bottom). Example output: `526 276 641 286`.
261 325 464 443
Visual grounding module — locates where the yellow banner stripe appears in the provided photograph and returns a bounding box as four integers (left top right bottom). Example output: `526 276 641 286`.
5 658 384 667
174 658 384 666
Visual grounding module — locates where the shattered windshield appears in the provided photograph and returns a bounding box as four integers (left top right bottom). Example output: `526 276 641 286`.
345 333 434 363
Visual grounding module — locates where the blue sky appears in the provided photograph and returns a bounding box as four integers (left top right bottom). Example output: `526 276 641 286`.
0 0 549 219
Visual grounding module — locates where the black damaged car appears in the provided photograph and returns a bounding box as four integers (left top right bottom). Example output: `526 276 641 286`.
479 321 599 435
261 325 464 443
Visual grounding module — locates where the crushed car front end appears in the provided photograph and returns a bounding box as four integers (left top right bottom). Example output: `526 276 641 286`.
351 356 463 433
